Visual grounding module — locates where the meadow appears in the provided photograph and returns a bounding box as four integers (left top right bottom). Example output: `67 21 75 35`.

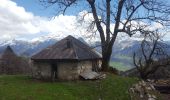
0 74 138 100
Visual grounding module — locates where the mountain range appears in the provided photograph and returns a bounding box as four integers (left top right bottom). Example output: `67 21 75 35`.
0 36 169 71
0 37 139 56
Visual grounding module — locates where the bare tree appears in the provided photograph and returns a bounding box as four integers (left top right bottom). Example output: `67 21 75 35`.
133 30 170 79
39 0 170 71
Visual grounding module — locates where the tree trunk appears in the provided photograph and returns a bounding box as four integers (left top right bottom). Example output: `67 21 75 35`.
101 44 113 71
101 55 110 71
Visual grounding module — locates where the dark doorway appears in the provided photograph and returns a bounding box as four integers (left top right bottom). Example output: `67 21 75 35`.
51 63 58 80
92 60 99 71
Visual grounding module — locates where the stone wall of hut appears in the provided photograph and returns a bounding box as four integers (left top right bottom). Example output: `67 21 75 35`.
57 62 78 80
77 61 93 74
32 60 101 80
57 61 94 80
32 62 52 79
78 60 102 72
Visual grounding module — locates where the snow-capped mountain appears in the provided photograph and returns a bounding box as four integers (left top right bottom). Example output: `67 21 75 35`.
0 39 32 55
0 38 57 56
0 35 99 57
0 35 140 57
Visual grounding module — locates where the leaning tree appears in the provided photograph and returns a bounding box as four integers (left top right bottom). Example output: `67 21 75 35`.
133 30 170 79
39 0 170 71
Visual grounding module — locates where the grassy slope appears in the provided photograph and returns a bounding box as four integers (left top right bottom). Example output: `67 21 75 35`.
0 74 138 100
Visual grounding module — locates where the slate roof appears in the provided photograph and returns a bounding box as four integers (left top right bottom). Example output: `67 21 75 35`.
31 35 102 61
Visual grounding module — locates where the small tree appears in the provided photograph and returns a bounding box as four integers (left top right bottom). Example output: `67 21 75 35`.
133 30 170 79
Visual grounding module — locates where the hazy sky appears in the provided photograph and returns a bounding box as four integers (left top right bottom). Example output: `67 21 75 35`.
0 0 170 42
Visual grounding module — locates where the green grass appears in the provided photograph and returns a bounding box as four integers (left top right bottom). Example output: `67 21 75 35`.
0 74 138 100
110 62 132 71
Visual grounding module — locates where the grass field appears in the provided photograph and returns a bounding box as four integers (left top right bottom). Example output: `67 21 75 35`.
0 74 138 100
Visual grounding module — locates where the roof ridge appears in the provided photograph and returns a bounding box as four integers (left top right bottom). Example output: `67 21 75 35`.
71 40 79 59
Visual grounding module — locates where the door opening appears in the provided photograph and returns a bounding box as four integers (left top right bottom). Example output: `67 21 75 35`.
51 63 58 80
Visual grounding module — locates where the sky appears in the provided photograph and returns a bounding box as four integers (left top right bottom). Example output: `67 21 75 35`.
0 0 170 42
0 0 95 42
14 0 86 17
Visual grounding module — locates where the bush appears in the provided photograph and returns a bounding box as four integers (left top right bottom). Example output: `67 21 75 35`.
108 66 119 75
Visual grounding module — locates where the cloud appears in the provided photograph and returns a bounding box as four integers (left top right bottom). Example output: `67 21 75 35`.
0 0 99 43
0 0 78 41
0 0 40 40
0 0 170 43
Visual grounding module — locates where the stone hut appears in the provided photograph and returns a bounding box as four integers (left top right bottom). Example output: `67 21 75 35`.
31 35 102 80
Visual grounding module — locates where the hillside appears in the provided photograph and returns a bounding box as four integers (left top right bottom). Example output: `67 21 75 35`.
0 74 138 100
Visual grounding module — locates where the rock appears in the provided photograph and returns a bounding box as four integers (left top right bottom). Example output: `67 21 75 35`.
148 97 155 100
152 95 156 99
129 80 160 100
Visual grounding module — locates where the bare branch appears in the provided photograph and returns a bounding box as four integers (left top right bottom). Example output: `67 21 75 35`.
133 29 170 79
